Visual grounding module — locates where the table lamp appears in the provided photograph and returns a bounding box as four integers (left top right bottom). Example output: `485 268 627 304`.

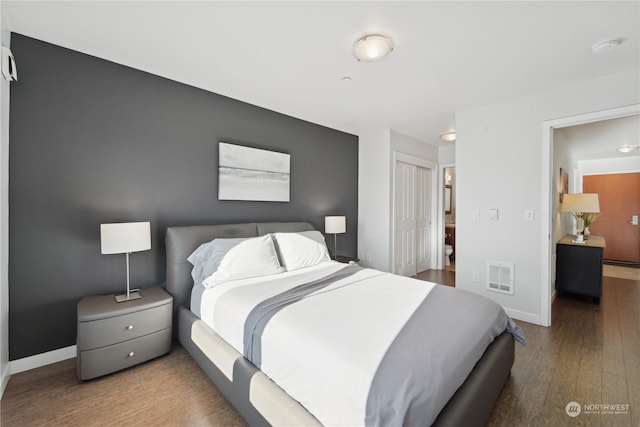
100 221 151 302
325 216 346 260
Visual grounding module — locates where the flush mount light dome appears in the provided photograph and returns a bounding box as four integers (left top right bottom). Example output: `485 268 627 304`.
591 38 622 54
617 145 639 153
439 131 456 142
353 34 394 62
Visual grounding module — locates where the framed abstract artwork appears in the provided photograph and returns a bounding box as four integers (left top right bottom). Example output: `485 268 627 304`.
218 142 290 202
559 168 569 203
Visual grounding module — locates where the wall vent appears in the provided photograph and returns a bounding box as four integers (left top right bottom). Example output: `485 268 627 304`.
486 261 514 295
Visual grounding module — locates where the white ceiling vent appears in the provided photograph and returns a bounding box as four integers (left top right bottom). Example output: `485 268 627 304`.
487 261 514 295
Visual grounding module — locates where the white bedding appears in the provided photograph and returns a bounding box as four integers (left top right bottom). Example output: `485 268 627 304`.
192 261 436 426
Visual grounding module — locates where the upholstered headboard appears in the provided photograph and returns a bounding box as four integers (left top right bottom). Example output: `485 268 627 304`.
165 222 315 310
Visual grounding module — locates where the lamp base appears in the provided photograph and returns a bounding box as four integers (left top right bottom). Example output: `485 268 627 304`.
115 290 142 303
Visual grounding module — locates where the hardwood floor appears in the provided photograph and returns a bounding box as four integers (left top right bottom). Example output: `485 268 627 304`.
1 343 246 426
2 272 638 426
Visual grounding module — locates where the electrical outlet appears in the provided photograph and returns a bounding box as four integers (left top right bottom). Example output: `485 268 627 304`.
472 209 480 220
524 209 534 221
472 271 480 282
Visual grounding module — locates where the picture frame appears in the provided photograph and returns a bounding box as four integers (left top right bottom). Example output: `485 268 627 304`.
445 185 452 214
218 142 291 202
559 168 568 203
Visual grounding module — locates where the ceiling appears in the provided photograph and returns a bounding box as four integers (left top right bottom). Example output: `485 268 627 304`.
2 1 639 148
557 114 640 161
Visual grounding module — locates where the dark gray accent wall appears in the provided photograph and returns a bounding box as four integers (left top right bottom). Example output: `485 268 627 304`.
9 34 358 360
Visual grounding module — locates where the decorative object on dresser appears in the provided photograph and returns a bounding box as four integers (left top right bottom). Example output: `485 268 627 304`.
560 193 600 237
76 287 173 380
555 235 605 304
100 221 151 302
324 215 346 259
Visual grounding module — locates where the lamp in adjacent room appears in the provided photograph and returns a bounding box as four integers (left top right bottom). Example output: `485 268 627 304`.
325 216 346 260
100 221 151 302
561 193 600 238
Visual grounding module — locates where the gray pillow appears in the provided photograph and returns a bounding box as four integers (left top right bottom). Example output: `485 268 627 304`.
187 237 247 286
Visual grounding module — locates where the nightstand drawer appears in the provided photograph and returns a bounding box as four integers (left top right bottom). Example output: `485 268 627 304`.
78 302 172 350
78 328 171 380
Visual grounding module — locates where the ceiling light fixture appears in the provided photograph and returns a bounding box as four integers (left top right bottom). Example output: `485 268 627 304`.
353 34 394 62
591 38 622 55
616 145 639 153
439 131 456 142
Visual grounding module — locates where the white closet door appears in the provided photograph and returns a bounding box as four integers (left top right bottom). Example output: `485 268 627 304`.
395 161 417 277
416 165 432 272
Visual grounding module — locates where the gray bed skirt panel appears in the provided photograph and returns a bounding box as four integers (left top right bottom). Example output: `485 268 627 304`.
432 331 514 427
178 306 271 427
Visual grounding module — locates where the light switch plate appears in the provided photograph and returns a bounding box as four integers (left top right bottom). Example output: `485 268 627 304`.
525 209 534 221
472 209 480 220
488 209 499 220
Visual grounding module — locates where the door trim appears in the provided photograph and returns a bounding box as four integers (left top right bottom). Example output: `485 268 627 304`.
390 151 437 274
541 104 640 327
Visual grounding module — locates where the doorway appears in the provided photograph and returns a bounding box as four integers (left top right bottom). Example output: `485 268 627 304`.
443 167 456 272
542 104 640 327
391 152 437 276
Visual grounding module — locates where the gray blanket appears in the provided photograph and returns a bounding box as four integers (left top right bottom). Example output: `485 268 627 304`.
366 285 524 426
243 265 361 368
241 269 524 426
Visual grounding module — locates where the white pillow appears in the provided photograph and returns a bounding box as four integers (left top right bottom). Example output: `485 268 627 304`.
203 235 284 288
187 237 247 286
273 231 331 271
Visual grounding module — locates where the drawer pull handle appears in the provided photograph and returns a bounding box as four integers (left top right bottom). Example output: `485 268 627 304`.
128 351 135 358
126 325 134 330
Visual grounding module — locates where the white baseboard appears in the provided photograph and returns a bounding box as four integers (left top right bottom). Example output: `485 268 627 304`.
504 307 546 327
0 363 10 398
10 345 77 375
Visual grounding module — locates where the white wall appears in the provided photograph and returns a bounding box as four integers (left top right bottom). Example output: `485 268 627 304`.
553 130 578 241
358 129 439 271
358 129 392 270
439 145 455 165
455 69 640 326
578 156 640 179
0 10 11 396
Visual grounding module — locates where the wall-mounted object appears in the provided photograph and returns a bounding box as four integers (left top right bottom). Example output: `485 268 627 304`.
445 185 452 214
1 47 17 81
559 168 568 203
218 142 290 202
100 221 151 302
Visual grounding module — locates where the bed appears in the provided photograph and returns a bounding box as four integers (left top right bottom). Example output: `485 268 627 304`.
165 222 521 426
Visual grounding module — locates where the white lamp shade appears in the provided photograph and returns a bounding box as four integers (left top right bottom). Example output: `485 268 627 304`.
325 216 346 234
100 222 151 254
561 193 600 213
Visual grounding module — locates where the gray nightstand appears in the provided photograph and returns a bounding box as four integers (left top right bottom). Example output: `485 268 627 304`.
77 287 173 380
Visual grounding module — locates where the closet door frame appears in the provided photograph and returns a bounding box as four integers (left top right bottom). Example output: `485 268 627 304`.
390 151 438 275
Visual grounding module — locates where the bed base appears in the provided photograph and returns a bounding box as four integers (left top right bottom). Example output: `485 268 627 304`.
166 222 515 426
178 306 513 427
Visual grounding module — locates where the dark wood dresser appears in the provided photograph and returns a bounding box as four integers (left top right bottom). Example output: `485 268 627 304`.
555 235 605 304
